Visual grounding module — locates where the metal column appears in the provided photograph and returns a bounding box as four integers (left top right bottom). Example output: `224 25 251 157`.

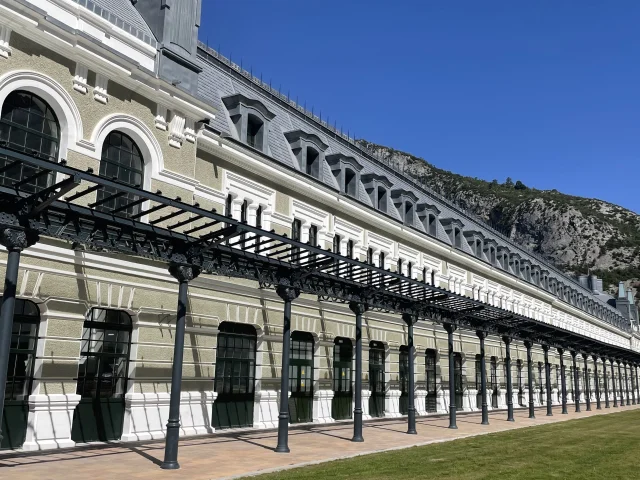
0 228 37 446
583 354 591 411
275 286 300 453
477 331 489 425
593 355 601 410
543 345 552 416
571 351 580 413
559 348 568 414
503 336 514 422
161 265 200 470
351 302 368 442
525 341 534 419
611 359 618 408
445 323 457 429
630 363 636 405
603 358 610 408
617 361 624 407
624 363 631 406
403 313 417 435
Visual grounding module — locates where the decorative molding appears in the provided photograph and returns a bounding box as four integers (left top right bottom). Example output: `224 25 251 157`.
155 104 169 131
72 63 89 94
184 118 196 143
168 113 186 148
0 24 11 59
93 73 109 104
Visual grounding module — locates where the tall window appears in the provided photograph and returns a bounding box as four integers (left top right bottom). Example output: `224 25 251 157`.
306 147 319 178
377 186 387 211
426 349 437 412
5 299 39 402
0 90 60 192
76 309 132 400
427 214 437 236
246 114 263 149
291 218 302 264
96 131 144 217
344 168 357 197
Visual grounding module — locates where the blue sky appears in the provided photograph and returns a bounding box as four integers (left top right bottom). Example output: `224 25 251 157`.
200 1 640 213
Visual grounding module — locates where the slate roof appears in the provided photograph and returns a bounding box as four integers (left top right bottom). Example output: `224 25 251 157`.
194 43 627 324
73 0 156 46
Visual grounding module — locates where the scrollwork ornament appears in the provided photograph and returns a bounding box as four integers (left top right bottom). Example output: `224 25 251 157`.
168 264 201 283
0 227 38 251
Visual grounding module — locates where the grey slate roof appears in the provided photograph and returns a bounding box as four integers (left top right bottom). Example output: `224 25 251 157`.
195 44 627 324
73 0 156 46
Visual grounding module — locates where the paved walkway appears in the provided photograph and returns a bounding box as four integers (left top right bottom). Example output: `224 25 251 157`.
1 404 638 480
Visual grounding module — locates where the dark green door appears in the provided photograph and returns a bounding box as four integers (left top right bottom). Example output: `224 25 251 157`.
213 322 256 429
72 309 132 443
454 353 463 411
289 332 313 424
1 299 39 450
332 337 352 420
426 349 437 413
369 342 385 418
399 346 409 415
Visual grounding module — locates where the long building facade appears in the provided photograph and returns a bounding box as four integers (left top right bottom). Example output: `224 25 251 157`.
0 0 639 459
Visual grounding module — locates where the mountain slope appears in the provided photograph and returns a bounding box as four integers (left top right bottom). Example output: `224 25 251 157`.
357 140 640 295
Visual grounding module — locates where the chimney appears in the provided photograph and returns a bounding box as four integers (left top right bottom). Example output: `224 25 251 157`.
134 0 203 95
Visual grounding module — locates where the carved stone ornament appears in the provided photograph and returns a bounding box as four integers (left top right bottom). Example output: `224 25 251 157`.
0 227 38 251
168 264 201 283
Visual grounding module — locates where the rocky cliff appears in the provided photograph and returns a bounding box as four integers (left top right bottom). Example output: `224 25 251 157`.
357 140 640 297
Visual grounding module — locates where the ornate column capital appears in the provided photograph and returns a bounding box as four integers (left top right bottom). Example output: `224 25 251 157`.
0 227 38 251
542 344 550 353
444 322 457 334
401 312 417 325
276 285 300 302
349 301 369 316
570 350 577 359
168 264 200 283
476 330 487 340
557 347 564 355
592 354 599 362
501 335 511 345
524 340 533 349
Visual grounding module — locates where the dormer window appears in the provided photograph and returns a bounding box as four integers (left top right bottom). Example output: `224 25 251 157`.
497 247 510 271
391 189 419 227
441 218 464 249
509 253 521 276
222 93 275 154
327 153 363 198
521 260 531 282
483 239 498 266
464 231 485 259
418 203 441 238
284 130 328 180
362 173 393 213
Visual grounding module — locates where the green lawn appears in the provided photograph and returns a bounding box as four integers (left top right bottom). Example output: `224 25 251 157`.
248 410 640 480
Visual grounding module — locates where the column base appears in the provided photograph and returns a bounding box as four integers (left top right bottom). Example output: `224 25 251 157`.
22 394 81 451
384 390 402 418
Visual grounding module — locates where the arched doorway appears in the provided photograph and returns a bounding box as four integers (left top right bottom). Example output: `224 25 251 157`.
332 337 352 420
1 299 39 450
71 308 133 443
212 322 257 429
288 331 313 424
368 341 385 418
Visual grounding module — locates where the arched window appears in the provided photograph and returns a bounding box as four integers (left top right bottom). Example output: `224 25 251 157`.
332 337 353 420
289 331 314 423
0 90 60 192
96 131 144 217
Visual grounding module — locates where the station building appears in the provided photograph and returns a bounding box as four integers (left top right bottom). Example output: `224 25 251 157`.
0 0 639 460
